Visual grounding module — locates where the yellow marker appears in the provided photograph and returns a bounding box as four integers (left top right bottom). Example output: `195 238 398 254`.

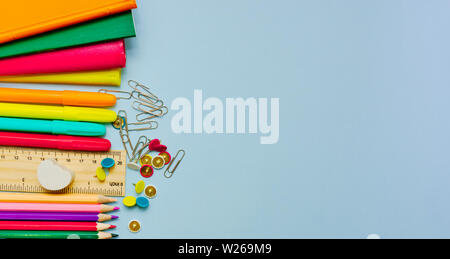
0 102 117 123
96 167 106 182
134 181 146 194
123 196 136 207
0 69 121 86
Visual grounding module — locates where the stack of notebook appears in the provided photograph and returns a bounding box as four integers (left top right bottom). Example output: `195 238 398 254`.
0 0 137 86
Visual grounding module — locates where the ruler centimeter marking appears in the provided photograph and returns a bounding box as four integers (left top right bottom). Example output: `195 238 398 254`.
0 146 127 197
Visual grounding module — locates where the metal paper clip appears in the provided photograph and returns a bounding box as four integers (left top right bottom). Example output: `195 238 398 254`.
128 80 164 106
133 101 167 117
128 120 159 131
136 112 163 122
117 110 134 159
98 89 133 100
128 136 149 170
164 150 186 178
131 90 164 107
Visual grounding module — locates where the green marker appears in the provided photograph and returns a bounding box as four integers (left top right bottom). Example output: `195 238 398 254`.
0 117 106 136
0 230 118 239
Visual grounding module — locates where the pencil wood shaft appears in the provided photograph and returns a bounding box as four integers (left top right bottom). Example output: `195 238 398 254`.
0 192 116 204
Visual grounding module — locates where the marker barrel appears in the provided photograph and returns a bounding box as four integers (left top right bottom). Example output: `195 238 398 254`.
0 87 117 107
0 131 111 151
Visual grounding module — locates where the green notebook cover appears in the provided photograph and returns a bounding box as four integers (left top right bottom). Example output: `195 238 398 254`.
0 11 136 59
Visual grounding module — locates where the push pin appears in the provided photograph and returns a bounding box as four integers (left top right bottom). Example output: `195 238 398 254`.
145 185 157 199
112 116 126 130
96 167 106 182
158 151 171 165
134 180 146 194
136 197 149 208
123 196 136 207
101 158 115 169
128 220 141 233
148 139 167 152
152 156 165 170
140 154 152 166
140 165 154 178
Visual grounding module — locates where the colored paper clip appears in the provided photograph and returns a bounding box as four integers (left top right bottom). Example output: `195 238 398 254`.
164 150 186 178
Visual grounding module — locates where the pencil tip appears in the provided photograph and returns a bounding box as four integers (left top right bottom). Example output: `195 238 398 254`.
111 215 119 219
109 225 117 229
113 206 120 211
112 233 119 238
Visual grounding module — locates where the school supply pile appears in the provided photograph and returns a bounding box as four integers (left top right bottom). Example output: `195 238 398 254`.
0 192 119 239
103 80 186 233
0 1 187 238
0 0 137 86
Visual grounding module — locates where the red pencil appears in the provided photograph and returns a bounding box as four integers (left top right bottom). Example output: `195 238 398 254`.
0 221 115 231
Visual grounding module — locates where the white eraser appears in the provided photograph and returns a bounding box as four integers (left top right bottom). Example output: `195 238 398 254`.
37 160 75 191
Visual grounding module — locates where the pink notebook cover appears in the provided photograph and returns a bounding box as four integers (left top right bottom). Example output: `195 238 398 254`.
0 40 126 76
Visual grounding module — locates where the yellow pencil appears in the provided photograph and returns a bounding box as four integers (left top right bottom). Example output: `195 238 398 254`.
0 192 117 204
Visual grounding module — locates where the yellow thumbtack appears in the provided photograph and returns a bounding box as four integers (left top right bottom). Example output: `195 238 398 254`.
134 180 146 194
123 196 136 207
96 167 106 182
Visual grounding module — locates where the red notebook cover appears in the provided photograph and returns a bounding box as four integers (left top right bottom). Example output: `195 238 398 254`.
0 40 126 76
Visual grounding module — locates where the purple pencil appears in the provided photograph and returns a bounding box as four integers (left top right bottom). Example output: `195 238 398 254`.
0 212 118 222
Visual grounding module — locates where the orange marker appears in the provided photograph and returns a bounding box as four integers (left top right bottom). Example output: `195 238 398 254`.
0 87 116 107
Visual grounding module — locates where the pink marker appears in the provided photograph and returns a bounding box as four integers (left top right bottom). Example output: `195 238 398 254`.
0 131 111 152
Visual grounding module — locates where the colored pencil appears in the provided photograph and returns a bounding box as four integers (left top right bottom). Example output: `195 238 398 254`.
0 230 118 239
0 221 115 231
0 212 118 222
0 193 117 204
0 203 119 213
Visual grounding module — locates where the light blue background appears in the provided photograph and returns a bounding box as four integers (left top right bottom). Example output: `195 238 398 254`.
5 0 450 238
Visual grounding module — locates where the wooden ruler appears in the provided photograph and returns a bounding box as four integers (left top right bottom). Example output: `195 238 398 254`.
0 147 127 197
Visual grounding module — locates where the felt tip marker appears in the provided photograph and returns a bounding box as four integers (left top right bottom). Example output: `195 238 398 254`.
0 117 106 136
0 102 117 123
0 87 117 107
0 131 111 151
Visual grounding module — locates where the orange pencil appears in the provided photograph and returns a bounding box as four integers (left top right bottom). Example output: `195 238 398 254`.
0 87 117 107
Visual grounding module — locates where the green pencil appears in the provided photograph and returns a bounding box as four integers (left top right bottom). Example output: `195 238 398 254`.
0 230 118 239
